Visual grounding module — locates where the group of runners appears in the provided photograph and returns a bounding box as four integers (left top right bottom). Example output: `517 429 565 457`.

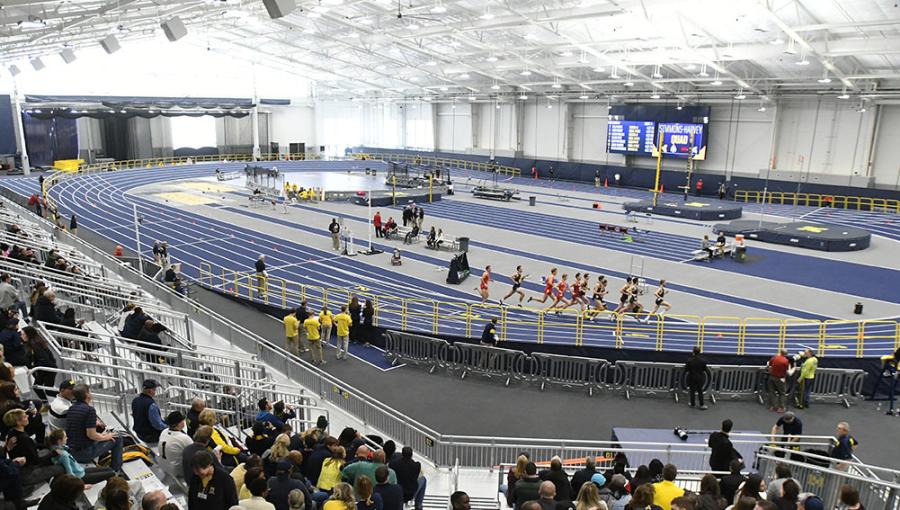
474 265 672 321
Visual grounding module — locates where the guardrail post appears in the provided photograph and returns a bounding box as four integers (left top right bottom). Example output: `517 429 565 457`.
184 315 194 349
234 360 242 382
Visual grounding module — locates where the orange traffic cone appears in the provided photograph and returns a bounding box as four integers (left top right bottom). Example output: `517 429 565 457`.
604 177 608 187
660 183 664 193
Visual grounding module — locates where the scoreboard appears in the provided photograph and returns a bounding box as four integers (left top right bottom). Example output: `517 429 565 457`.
606 120 656 155
654 122 707 160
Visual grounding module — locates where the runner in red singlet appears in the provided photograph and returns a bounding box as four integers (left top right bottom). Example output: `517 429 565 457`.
528 267 557 304
475 265 492 304
547 273 569 311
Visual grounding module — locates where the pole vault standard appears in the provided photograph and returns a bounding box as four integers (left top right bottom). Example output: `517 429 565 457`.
652 129 664 207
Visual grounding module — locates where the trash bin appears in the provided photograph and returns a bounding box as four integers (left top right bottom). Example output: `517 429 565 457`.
529 196 536 206
457 237 470 253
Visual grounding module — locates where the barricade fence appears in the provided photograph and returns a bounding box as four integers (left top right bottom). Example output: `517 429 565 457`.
9 191 897 510
386 332 867 406
734 190 900 213
196 262 900 358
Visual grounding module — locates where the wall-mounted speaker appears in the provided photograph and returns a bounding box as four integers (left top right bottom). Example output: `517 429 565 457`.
8 65 21 77
100 35 121 54
60 48 77 64
161 17 187 42
30 57 45 71
262 0 296 19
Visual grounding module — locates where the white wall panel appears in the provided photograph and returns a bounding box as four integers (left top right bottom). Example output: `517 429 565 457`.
871 105 900 188
436 103 471 152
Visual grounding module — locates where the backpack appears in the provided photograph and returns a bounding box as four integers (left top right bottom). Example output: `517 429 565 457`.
97 436 155 467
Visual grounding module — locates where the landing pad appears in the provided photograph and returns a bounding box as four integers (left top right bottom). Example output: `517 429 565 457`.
623 199 743 220
714 220 871 251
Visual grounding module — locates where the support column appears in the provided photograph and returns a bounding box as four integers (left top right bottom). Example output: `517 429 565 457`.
565 102 577 161
12 83 30 175
471 103 481 151
431 103 440 151
251 98 261 161
514 102 525 156
400 103 408 149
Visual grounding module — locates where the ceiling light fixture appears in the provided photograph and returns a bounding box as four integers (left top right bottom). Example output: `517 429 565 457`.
757 105 767 112
784 38 797 55
407 22 420 31
491 82 500 90
431 1 447 13
579 95 589 100
838 89 850 99
479 11 494 20
552 80 562 89
734 93 746 100
652 64 662 79
698 63 709 77
520 68 532 76
560 50 573 57
623 81 634 87
440 86 448 91
684 63 697 71
425 60 437 66
468 95 476 101
650 93 660 99
486 54 498 62
519 94 528 100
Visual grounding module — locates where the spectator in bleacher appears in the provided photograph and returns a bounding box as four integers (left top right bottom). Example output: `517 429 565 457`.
672 496 697 510
0 319 26 366
246 422 276 456
510 462 542 508
356 475 383 510
451 491 471 510
684 347 708 410
796 496 823 510
186 398 205 438
628 465 651 494
708 420 742 473
131 379 166 444
3 408 65 485
537 480 568 510
0 273 28 320
380 441 398 465
142 491 167 510
116 304 135 336
57 309 86 343
765 465 799 503
241 477 277 510
627 484 661 510
719 460 745 504
326 483 356 510
36 473 85 510
734 475 766 504
375 464 403 510
273 401 296 428
569 457 597 498
0 382 45 443
138 320 168 362
122 307 149 340
1 455 40 510
652 464 684 510
505 454 529 505
575 482 603 510
159 411 193 480
66 383 123 472
231 455 263 494
284 309 301 357
648 460 664 483
240 466 268 500
0 361 12 383
47 428 116 484
771 480 799 510
607 475 631 510
257 399 288 432
199 408 247 467
695 474 726 510
540 457 572 502
766 350 790 412
268 459 312 510
23 325 57 402
189 450 240 510
307 435 338 488
314 445 346 503
49 379 75 430
32 290 61 324
389 446 424 510
262 434 291 476
68 215 77 236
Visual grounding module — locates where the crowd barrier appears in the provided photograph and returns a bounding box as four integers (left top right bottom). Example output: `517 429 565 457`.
385 332 868 406
735 189 900 213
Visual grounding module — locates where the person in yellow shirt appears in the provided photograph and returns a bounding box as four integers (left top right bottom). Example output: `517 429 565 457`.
333 305 352 360
317 446 346 493
304 314 323 365
320 306 334 348
652 464 685 510
324 483 355 510
283 309 300 356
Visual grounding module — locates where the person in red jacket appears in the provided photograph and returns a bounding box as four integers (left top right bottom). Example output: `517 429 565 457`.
695 178 704 196
373 212 383 238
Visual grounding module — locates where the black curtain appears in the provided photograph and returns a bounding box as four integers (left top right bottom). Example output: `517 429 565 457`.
101 117 131 161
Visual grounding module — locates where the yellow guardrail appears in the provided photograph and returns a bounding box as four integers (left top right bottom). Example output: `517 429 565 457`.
735 190 900 213
197 262 898 357
352 152 521 177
